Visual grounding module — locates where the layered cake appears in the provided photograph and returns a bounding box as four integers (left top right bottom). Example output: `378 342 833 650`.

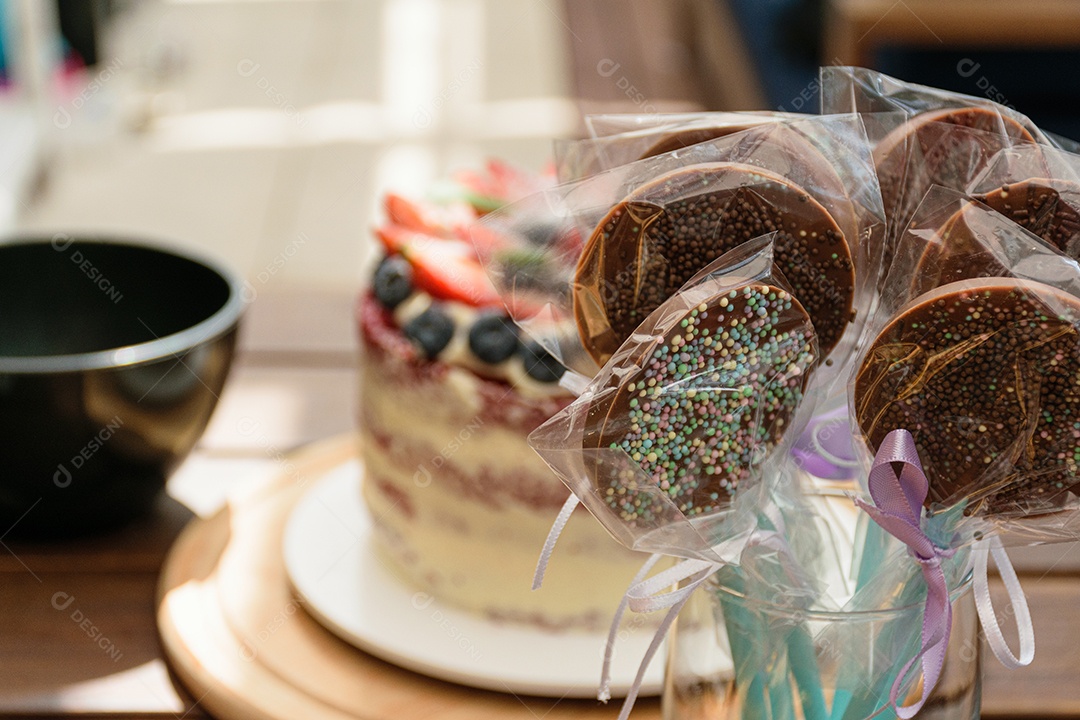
357 163 647 629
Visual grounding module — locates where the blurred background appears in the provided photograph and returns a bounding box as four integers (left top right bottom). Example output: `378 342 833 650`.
4 2 1080 711
5 0 1080 320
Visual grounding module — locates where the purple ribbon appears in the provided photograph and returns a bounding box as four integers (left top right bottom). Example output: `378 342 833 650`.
791 406 860 480
853 429 956 720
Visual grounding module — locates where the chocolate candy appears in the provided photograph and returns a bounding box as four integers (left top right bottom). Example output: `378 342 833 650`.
976 178 1080 258
874 108 1037 264
911 189 1080 297
583 283 816 525
645 123 861 252
854 279 1080 515
573 162 854 366
640 125 758 160
910 201 1013 297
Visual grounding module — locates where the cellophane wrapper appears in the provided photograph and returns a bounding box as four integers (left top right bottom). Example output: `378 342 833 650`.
850 184 1080 544
583 111 803 139
970 142 1080 192
555 111 804 182
821 66 1054 265
966 143 1080 261
820 66 1049 144
477 115 885 391
527 237 821 563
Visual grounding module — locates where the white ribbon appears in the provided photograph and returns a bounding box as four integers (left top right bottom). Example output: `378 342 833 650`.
532 493 580 590
558 369 593 396
602 556 722 720
973 535 1035 669
598 553 666 702
532 496 722 718
531 369 590 591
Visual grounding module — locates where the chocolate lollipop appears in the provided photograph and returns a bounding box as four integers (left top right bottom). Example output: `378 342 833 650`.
911 190 1080 297
975 178 1080 258
640 124 760 160
854 278 1080 515
874 108 1037 262
909 200 1015 297
584 282 816 525
573 163 854 366
644 123 862 252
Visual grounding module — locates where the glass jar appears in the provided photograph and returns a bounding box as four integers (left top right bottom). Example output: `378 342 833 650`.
663 571 979 720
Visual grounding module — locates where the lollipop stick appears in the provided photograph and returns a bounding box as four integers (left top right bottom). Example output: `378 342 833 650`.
830 513 890 720
716 566 768 720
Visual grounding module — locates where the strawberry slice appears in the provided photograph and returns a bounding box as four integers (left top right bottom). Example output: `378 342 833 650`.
455 160 532 211
374 223 422 256
456 221 512 262
376 225 501 307
403 241 503 307
380 219 508 265
384 193 475 237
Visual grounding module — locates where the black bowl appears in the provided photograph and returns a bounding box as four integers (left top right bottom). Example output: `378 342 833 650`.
0 237 244 539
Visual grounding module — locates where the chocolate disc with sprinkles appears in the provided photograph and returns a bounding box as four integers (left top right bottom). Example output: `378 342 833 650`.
854 278 1080 516
874 108 1037 264
911 190 1080 297
910 200 1026 297
975 178 1080 259
582 282 817 526
645 123 862 255
573 162 854 366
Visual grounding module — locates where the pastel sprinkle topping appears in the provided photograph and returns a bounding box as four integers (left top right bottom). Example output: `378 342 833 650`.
592 283 816 524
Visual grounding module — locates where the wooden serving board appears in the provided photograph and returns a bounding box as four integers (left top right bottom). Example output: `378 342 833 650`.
156 434 659 720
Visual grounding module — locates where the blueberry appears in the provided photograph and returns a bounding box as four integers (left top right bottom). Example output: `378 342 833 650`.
468 313 520 364
522 340 566 383
404 306 455 359
373 255 413 309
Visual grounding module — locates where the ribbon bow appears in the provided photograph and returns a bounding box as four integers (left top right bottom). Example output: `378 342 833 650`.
535 421 1035 720
853 429 957 719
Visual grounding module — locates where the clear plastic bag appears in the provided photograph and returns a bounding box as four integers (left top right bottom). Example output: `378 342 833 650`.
477 115 884 383
822 66 1050 269
968 143 1080 259
820 66 1047 143
584 111 804 139
556 111 803 182
851 187 1080 521
528 238 820 562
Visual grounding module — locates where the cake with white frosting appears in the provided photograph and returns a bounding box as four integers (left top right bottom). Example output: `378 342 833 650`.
357 164 645 629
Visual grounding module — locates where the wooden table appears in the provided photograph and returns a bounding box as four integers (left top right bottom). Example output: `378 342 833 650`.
0 288 360 719
824 0 1080 68
4 286 1080 718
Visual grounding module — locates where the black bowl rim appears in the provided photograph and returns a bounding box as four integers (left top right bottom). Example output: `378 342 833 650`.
0 236 246 374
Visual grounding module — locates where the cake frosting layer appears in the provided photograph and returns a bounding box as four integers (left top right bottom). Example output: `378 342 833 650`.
358 293 650 629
